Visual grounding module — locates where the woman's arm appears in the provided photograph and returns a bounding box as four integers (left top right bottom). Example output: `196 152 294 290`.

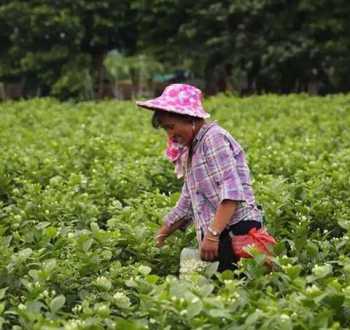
210 199 238 233
200 200 238 261
155 217 191 247
156 181 193 247
200 132 245 261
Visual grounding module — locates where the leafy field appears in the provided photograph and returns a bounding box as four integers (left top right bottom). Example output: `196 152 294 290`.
1 95 350 329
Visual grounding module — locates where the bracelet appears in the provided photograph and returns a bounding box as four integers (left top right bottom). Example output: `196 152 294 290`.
206 236 219 243
155 233 168 239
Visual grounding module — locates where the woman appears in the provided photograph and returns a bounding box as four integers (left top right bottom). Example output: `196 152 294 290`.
136 84 263 272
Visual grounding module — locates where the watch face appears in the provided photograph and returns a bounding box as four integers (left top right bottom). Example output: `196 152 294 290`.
209 227 219 236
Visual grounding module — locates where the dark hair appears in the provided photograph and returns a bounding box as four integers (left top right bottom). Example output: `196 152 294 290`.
151 110 200 129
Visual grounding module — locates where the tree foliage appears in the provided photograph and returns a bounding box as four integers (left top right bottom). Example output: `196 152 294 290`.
0 0 138 99
0 0 350 98
135 0 350 93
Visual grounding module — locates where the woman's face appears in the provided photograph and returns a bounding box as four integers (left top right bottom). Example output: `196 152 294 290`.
158 113 194 147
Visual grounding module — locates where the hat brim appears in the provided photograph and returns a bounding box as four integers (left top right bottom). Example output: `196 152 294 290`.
136 101 210 119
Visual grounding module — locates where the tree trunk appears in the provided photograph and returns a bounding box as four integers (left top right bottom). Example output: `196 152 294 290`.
95 51 106 99
0 82 6 100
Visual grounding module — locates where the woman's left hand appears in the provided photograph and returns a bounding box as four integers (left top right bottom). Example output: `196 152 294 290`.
200 235 219 261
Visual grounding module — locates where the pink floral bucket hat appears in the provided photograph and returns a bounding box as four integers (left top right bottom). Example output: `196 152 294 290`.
136 83 210 119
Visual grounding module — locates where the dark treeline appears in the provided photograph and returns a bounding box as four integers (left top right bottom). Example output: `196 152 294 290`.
1 0 350 99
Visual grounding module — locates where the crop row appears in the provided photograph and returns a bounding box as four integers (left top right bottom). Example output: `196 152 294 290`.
0 95 350 329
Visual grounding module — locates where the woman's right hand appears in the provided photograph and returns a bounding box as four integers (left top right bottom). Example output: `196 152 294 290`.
155 218 189 247
155 225 170 247
155 233 168 247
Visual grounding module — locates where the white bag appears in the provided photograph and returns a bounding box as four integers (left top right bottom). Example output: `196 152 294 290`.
179 247 217 279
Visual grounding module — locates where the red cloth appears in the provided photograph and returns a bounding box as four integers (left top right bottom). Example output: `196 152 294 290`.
232 228 277 259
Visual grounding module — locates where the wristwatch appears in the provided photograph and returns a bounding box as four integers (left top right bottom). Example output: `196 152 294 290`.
207 226 220 237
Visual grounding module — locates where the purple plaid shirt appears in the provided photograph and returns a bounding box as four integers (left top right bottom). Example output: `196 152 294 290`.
165 122 262 243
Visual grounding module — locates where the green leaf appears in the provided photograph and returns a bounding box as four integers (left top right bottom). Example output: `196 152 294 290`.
138 265 151 275
27 301 45 314
196 283 214 297
125 279 137 288
113 292 131 309
322 294 345 309
50 295 65 313
312 264 332 279
208 308 231 318
90 222 99 234
245 309 263 325
115 319 146 330
95 277 112 291
18 248 33 260
82 239 93 252
186 299 203 318
285 265 302 280
204 262 219 278
338 219 350 231
146 274 159 284
43 259 57 273
0 288 7 301
169 282 188 299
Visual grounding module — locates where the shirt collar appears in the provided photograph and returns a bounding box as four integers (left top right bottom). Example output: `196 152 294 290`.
191 121 217 152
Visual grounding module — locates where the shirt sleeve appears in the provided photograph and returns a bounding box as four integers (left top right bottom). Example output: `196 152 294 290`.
203 132 246 203
164 181 193 228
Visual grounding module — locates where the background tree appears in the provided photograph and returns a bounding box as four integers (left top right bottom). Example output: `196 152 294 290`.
135 0 350 94
1 0 350 98
103 50 163 98
0 0 138 99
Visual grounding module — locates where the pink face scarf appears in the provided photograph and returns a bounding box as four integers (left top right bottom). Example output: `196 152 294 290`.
166 138 188 179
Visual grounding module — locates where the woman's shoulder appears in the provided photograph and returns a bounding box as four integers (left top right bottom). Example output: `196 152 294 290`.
205 122 239 144
201 122 242 154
